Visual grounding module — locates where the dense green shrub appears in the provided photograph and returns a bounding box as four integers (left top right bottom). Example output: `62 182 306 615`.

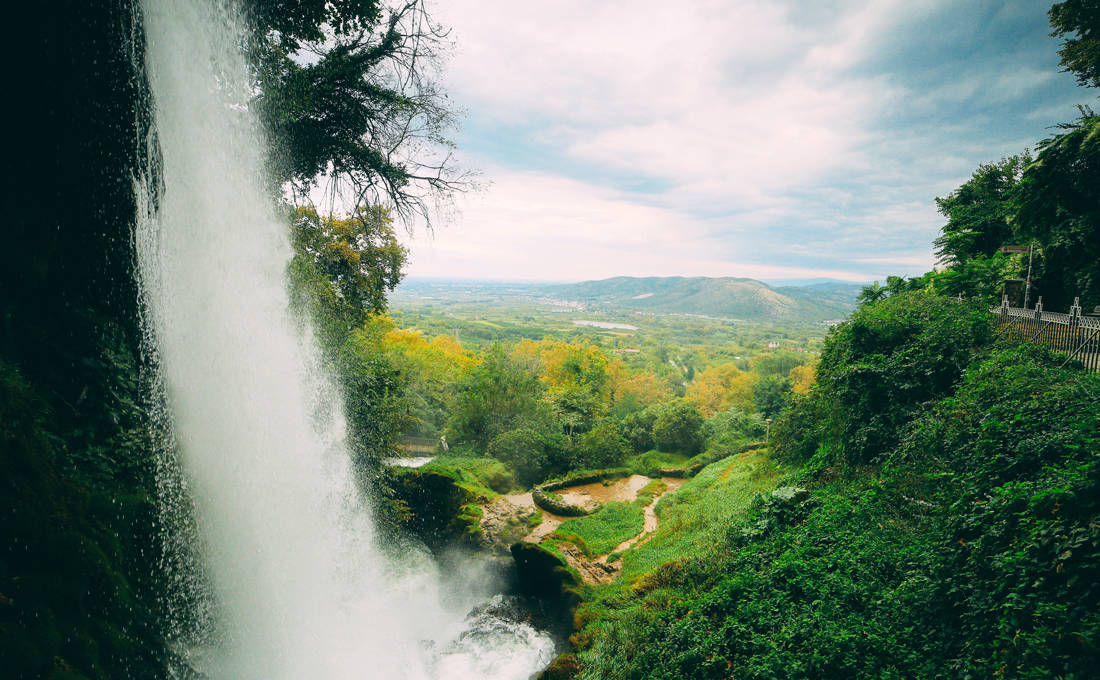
446 344 547 449
894 345 1100 676
778 292 993 465
571 337 1100 680
704 407 765 449
752 374 792 419
652 400 706 455
620 406 659 452
488 428 553 487
573 420 631 470
770 392 822 464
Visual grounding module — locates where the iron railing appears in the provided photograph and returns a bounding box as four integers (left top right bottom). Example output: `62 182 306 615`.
992 296 1100 373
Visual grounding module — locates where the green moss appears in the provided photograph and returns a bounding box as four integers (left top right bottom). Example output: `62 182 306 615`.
421 455 514 497
532 488 592 517
510 542 582 610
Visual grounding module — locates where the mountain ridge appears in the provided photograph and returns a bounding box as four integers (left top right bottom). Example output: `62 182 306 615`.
540 275 859 322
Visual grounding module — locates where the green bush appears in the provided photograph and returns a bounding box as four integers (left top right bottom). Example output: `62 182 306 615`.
652 400 705 455
770 392 822 465
487 428 552 487
782 292 993 465
573 420 631 470
569 337 1100 680
620 406 659 452
893 345 1100 676
704 407 765 448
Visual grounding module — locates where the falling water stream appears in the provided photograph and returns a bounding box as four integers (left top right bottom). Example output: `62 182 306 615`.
133 0 556 677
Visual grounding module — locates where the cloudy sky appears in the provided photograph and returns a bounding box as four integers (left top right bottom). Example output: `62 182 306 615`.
400 0 1090 283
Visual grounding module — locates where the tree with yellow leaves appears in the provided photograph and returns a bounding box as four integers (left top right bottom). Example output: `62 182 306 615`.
788 363 816 395
686 363 756 417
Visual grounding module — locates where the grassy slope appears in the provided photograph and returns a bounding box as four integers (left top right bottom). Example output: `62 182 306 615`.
554 450 785 676
619 449 781 580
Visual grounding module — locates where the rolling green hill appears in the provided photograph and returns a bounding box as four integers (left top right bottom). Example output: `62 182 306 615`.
543 276 859 322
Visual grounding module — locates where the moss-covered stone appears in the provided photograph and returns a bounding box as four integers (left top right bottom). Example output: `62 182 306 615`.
510 542 582 611
388 469 482 549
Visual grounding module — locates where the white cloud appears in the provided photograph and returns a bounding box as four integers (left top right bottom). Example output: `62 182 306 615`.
407 0 1084 282
403 169 868 281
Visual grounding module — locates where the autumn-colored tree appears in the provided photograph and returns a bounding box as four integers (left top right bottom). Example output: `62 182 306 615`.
607 359 675 417
511 340 611 436
686 363 756 417
788 363 816 395
383 328 476 437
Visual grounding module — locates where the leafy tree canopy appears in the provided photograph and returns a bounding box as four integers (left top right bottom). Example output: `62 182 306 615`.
446 344 547 449
686 363 755 417
652 400 706 455
248 0 472 223
753 375 792 420
1017 113 1100 308
288 205 406 348
933 154 1030 267
1049 0 1100 88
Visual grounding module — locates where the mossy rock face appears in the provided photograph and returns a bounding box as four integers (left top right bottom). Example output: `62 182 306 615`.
0 363 166 679
539 468 630 492
532 489 592 517
510 542 581 608
532 468 634 516
389 470 479 549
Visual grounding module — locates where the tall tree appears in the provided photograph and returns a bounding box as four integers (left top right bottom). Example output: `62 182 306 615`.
1049 0 1100 88
249 0 472 223
933 154 1029 267
1016 113 1100 308
447 345 547 450
287 204 407 349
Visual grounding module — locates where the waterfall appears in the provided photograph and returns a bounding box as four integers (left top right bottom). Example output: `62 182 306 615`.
133 0 555 677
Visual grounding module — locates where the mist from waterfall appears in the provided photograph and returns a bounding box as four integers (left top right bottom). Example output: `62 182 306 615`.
133 0 555 677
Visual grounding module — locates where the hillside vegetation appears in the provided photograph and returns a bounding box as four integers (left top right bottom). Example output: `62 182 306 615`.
543 276 858 323
557 293 1099 679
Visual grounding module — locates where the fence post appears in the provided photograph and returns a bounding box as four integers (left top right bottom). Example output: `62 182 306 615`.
1070 297 1082 323
1034 297 1043 321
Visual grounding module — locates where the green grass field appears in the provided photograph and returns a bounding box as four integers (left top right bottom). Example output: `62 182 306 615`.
551 479 669 557
619 448 782 580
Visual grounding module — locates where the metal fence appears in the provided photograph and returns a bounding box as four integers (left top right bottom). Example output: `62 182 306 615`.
992 297 1100 373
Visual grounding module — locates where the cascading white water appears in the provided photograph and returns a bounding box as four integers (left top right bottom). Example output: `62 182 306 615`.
134 0 555 677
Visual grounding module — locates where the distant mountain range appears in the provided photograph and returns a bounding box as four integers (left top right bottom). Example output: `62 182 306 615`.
541 276 861 322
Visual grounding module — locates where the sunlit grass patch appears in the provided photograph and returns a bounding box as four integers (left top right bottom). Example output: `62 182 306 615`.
553 502 645 557
619 449 782 580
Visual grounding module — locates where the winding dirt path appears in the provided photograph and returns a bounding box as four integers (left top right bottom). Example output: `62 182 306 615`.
599 478 685 560
480 475 686 584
